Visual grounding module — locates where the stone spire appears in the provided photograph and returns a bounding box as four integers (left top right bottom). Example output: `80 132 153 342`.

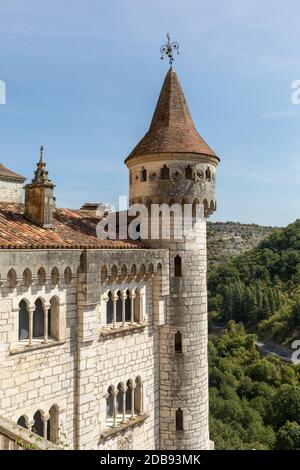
126 68 218 162
32 146 53 186
25 146 56 228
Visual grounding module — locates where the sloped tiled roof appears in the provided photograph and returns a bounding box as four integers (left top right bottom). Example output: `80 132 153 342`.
126 68 218 162
0 203 143 249
0 164 26 181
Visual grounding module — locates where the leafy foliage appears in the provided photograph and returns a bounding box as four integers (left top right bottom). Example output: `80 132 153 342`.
208 220 300 343
209 322 300 449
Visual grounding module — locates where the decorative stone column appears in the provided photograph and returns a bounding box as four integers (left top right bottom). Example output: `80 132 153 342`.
121 291 126 327
130 291 135 325
140 379 144 414
43 303 50 343
121 384 126 423
112 388 117 428
28 419 34 432
42 412 50 439
103 294 109 325
112 292 117 328
139 292 144 324
130 384 135 419
27 307 34 346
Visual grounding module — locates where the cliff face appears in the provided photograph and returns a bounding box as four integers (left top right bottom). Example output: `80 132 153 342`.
207 221 276 267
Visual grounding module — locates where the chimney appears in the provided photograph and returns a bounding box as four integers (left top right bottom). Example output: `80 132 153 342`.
25 146 55 229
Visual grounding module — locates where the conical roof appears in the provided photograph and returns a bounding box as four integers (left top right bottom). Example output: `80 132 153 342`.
126 68 218 162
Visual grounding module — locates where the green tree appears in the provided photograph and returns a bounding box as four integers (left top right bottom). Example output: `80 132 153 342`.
272 384 300 428
276 421 300 450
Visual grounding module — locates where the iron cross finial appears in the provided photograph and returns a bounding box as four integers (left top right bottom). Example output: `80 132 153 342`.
39 145 44 163
160 33 179 67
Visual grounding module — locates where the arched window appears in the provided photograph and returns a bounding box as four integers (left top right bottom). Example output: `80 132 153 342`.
116 291 122 323
7 268 17 288
125 290 131 322
140 167 147 182
64 267 72 284
49 296 60 339
129 171 132 186
106 292 113 324
110 265 118 283
175 331 182 353
176 408 184 431
134 290 141 323
106 385 114 420
37 267 46 286
134 377 143 415
17 415 28 429
32 410 43 437
116 383 123 417
48 405 59 444
192 198 200 220
160 165 170 180
19 300 29 341
33 298 44 338
185 165 193 180
121 264 127 280
148 263 154 278
101 265 108 284
51 267 59 286
126 380 133 415
23 268 32 287
174 255 182 277
206 167 211 181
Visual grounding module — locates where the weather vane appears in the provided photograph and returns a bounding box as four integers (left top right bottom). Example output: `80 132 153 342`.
160 33 179 67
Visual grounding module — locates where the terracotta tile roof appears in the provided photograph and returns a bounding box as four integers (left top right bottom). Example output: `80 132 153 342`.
0 163 26 181
0 203 143 250
125 68 219 162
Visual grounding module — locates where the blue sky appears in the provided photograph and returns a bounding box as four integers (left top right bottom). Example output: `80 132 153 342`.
0 0 300 226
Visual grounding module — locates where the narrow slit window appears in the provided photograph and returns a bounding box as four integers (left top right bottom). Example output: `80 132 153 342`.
176 408 184 431
175 331 182 353
174 255 182 277
141 168 147 182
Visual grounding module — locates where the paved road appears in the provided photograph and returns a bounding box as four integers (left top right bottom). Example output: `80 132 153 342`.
255 341 293 363
210 323 295 363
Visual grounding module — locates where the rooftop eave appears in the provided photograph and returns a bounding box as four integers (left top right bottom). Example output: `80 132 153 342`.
125 151 220 166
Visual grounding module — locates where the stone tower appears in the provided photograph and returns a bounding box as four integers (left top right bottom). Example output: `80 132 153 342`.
25 146 56 228
125 68 220 449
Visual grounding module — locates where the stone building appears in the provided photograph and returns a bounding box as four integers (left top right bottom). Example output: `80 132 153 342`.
0 67 219 450
0 163 25 203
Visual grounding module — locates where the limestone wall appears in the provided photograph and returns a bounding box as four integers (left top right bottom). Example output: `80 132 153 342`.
0 178 23 203
0 248 169 450
0 250 80 449
97 283 159 450
126 150 216 450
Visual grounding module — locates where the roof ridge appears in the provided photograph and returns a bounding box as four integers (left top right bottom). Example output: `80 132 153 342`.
0 163 26 181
